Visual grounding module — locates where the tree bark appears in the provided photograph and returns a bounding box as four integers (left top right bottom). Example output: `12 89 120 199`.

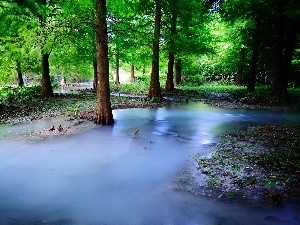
247 21 260 92
272 0 285 101
273 4 298 102
235 47 245 86
41 53 54 98
115 51 120 85
148 0 162 99
95 0 114 125
16 60 24 87
38 3 53 98
165 53 175 91
175 58 182 85
165 12 176 92
248 47 257 92
93 60 97 90
131 64 135 83
282 22 298 93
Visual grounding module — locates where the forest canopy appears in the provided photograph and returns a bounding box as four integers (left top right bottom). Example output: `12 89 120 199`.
0 0 299 102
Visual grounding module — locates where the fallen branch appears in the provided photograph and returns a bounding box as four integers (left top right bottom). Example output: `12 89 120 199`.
131 129 139 138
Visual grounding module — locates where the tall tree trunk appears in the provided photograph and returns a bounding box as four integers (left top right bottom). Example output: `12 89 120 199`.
165 53 175 91
93 60 97 91
235 47 245 86
131 64 135 83
41 53 54 98
165 12 176 92
115 51 120 85
95 0 113 125
175 58 182 85
247 22 260 92
273 17 298 102
272 0 285 102
38 4 53 98
148 0 162 99
248 47 257 92
16 60 24 87
282 22 298 95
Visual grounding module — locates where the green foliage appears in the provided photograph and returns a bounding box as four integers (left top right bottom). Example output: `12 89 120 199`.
179 83 245 94
181 75 206 86
0 0 298 96
0 85 42 104
135 75 151 83
0 0 95 89
110 77 149 95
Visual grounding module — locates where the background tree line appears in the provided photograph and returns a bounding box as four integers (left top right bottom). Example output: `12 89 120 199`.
0 0 299 123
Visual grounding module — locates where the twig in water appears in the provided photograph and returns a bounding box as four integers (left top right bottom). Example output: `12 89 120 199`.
131 129 139 138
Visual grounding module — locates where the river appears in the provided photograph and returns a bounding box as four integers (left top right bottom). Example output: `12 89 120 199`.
0 102 299 225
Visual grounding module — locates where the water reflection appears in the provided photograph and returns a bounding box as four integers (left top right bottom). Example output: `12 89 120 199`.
0 102 299 225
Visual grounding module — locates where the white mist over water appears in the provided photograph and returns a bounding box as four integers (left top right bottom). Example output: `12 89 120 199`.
0 102 299 225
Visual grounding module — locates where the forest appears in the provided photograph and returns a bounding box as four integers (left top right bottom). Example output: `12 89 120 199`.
0 1 300 222
0 0 299 111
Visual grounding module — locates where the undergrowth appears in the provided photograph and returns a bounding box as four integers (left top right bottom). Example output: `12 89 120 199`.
1 80 300 108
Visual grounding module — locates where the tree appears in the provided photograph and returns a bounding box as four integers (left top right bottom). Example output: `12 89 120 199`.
130 64 135 82
174 59 182 85
1 0 70 97
235 47 246 85
163 0 212 87
164 1 177 91
272 0 300 102
0 1 30 86
37 1 54 97
93 60 97 90
2 0 96 97
148 0 162 99
247 19 260 92
95 0 114 125
107 0 152 85
115 49 120 84
164 0 204 89
219 0 300 98
16 60 24 86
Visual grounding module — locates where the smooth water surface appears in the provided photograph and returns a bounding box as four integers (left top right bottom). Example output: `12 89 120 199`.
0 102 299 225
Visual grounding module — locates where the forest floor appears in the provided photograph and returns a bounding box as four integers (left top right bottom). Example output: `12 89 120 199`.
0 87 299 205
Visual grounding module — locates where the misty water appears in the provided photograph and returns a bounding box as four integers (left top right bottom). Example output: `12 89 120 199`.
0 102 300 225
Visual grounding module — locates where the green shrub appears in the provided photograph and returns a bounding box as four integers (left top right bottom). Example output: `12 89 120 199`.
110 75 151 95
0 85 42 104
181 75 206 86
135 75 150 83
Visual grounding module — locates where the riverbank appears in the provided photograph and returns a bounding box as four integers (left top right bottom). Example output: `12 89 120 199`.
1 86 300 125
176 125 300 206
